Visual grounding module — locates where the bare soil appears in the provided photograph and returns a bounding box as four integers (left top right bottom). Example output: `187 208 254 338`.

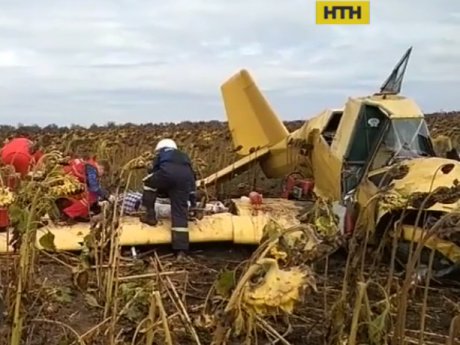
0 112 460 344
0 244 458 345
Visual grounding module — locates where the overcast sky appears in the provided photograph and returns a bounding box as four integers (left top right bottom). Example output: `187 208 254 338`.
0 0 458 126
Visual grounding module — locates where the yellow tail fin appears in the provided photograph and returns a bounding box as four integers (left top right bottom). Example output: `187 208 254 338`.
220 69 289 156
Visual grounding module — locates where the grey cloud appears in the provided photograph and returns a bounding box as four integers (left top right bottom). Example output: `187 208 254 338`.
0 0 458 125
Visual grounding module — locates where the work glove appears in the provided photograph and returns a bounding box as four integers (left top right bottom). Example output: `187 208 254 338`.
27 170 45 179
98 199 110 208
90 213 104 226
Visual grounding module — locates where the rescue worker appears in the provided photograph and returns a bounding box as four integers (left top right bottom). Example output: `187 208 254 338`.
140 138 197 252
0 137 44 178
0 137 44 230
60 157 111 221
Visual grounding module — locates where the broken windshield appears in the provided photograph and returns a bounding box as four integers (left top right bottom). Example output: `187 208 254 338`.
371 118 434 170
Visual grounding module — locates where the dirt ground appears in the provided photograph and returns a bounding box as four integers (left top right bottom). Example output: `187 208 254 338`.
1 112 460 344
0 243 458 345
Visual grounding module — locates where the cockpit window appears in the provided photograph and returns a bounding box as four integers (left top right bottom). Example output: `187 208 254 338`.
371 118 434 170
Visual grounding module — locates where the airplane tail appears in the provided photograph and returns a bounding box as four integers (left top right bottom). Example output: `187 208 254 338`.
220 69 289 156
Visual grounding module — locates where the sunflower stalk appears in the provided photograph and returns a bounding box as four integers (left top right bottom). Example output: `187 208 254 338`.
10 152 66 345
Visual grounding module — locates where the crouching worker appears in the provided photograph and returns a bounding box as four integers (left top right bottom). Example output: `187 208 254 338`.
0 137 44 230
60 158 111 221
1 137 44 178
140 138 196 252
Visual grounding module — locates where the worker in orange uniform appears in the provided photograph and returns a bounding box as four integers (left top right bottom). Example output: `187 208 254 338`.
0 137 44 231
60 158 112 221
0 137 44 178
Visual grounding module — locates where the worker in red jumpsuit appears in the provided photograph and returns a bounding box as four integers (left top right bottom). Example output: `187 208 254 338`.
0 137 44 178
60 158 111 221
0 137 44 230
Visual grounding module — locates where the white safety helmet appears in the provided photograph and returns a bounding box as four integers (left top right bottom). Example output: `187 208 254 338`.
155 138 177 152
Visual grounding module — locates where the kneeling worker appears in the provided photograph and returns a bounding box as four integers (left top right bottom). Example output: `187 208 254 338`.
61 157 111 221
140 138 196 252
1 137 44 178
0 137 44 230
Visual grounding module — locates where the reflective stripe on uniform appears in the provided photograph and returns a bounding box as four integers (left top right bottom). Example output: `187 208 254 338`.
172 227 188 233
80 198 89 207
142 173 153 182
143 186 157 192
171 227 189 251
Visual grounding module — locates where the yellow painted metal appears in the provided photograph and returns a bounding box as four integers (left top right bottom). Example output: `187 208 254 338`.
219 67 460 265
357 158 460 238
381 158 460 195
221 69 289 156
219 69 429 201
400 225 460 263
363 95 424 119
375 158 460 217
0 198 303 253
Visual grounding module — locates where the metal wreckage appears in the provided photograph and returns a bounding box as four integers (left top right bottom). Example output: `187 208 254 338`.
1 47 460 284
205 46 460 281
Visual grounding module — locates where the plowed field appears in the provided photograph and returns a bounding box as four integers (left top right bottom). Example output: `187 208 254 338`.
0 111 459 345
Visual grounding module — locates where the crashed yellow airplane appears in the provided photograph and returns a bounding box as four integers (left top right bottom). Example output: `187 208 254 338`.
203 47 460 279
2 47 460 280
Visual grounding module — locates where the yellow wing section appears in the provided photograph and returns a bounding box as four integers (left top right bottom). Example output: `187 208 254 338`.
221 69 289 155
0 199 303 253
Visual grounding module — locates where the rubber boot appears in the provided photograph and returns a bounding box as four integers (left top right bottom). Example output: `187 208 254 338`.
175 250 187 262
140 207 158 226
140 189 158 226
